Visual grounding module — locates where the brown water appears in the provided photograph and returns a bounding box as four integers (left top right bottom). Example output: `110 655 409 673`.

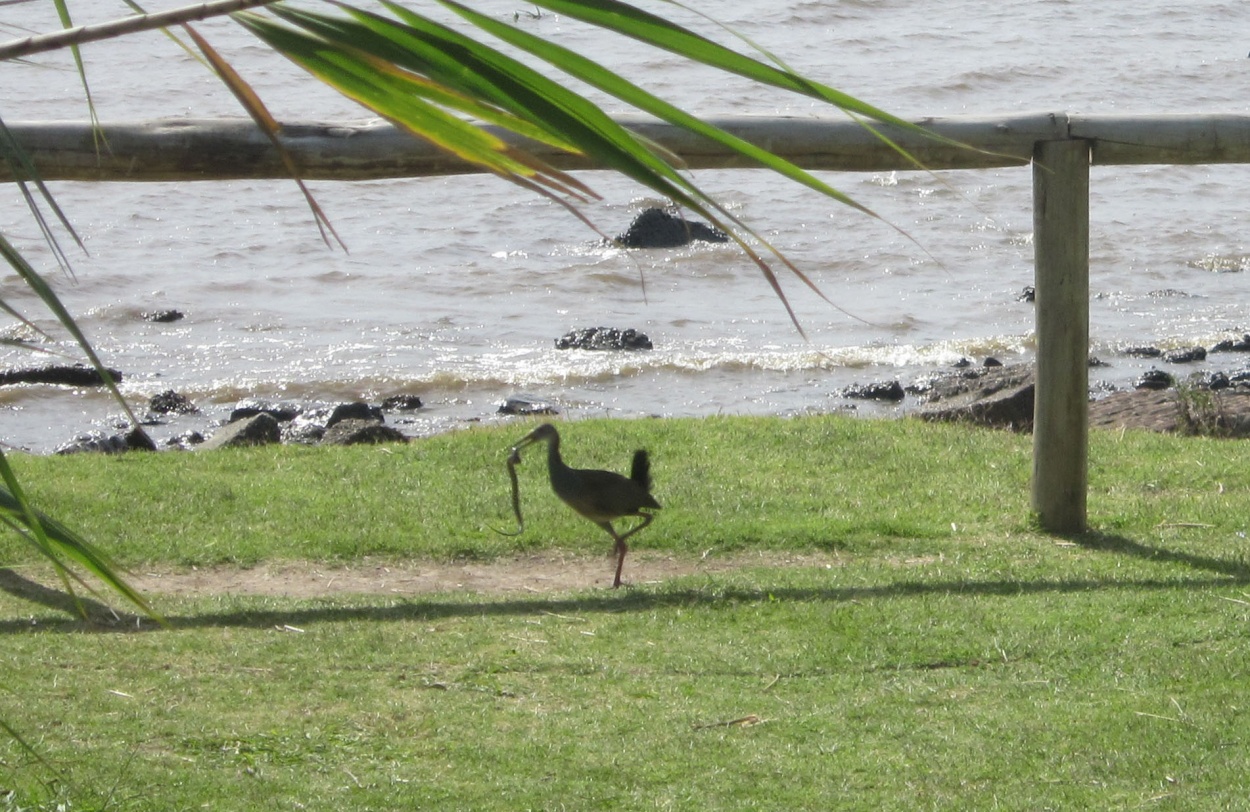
3 1 1250 451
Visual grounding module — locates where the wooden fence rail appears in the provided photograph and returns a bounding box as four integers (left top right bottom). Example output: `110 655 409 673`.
7 111 1250 531
5 113 1250 181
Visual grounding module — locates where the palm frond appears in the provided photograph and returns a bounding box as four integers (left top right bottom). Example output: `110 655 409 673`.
0 449 163 624
0 233 143 430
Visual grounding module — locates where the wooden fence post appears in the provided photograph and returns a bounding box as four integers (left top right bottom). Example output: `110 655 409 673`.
1031 138 1090 533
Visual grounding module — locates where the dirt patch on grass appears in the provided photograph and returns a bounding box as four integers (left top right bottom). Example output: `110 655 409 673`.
129 551 845 599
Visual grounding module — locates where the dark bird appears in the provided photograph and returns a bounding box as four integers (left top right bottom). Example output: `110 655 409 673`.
512 423 661 588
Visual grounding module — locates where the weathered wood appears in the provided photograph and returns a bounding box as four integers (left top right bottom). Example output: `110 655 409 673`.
1031 139 1090 534
1074 113 1250 166
0 114 1059 182
5 113 1250 182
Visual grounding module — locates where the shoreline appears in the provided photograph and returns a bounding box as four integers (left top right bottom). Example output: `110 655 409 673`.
5 341 1250 455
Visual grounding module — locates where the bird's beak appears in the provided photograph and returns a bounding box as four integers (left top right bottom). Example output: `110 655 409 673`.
512 428 542 450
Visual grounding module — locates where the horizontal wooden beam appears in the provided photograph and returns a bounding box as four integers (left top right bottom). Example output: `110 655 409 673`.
1072 113 1250 165
0 114 1040 182
4 113 1250 183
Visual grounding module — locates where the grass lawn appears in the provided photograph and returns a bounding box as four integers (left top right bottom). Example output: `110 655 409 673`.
2 415 1248 810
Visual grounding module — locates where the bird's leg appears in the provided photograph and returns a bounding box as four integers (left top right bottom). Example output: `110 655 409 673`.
596 521 625 588
605 513 654 588
615 512 654 545
613 535 627 589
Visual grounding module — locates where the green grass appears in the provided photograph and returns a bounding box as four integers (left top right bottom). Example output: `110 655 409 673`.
8 414 1246 567
3 415 1250 810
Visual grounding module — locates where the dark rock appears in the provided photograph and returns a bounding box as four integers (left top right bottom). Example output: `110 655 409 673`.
126 426 157 452
1210 333 1250 353
498 396 559 416
555 327 653 351
1124 346 1162 358
281 420 326 445
54 431 131 455
142 309 184 323
321 419 408 446
149 390 198 415
916 364 1036 430
165 431 205 449
842 380 905 402
1017 286 1035 303
984 357 1003 368
0 364 123 387
1162 346 1206 364
614 207 729 248
1200 371 1231 391
1135 369 1174 390
200 413 281 450
381 394 423 411
915 364 1035 405
326 402 384 428
952 357 972 368
229 398 301 423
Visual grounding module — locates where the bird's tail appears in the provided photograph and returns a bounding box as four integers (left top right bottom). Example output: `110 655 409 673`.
630 449 653 492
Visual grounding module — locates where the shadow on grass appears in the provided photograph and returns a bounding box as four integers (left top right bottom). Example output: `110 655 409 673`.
2 532 1247 635
1070 530 1250 578
0 568 121 623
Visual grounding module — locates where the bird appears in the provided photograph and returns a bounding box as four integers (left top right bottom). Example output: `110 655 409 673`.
511 423 661 588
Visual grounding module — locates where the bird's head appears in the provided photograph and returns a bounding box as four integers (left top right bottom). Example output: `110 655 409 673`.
512 422 559 452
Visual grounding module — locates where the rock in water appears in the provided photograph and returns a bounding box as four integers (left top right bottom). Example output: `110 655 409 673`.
0 364 123 387
498 396 559 416
1161 346 1206 364
149 390 198 415
381 394 423 411
229 398 301 423
1135 369 1174 390
842 380 906 402
555 327 653 351
615 207 728 248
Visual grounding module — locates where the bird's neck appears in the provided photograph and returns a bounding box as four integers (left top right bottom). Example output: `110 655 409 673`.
544 437 566 473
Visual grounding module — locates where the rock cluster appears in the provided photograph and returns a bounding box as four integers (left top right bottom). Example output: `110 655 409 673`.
51 394 418 454
54 425 156 455
201 398 408 450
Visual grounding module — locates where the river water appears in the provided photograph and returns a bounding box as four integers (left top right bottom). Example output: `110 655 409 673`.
2 0 1249 452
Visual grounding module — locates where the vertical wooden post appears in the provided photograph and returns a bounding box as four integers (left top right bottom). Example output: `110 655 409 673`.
1032 139 1090 533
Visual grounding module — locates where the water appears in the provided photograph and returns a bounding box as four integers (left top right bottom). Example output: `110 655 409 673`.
2 0 1250 452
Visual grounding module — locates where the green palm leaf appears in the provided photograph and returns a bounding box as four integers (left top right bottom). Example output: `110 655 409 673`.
239 2 872 329
0 233 142 430
0 449 162 624
529 0 963 165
